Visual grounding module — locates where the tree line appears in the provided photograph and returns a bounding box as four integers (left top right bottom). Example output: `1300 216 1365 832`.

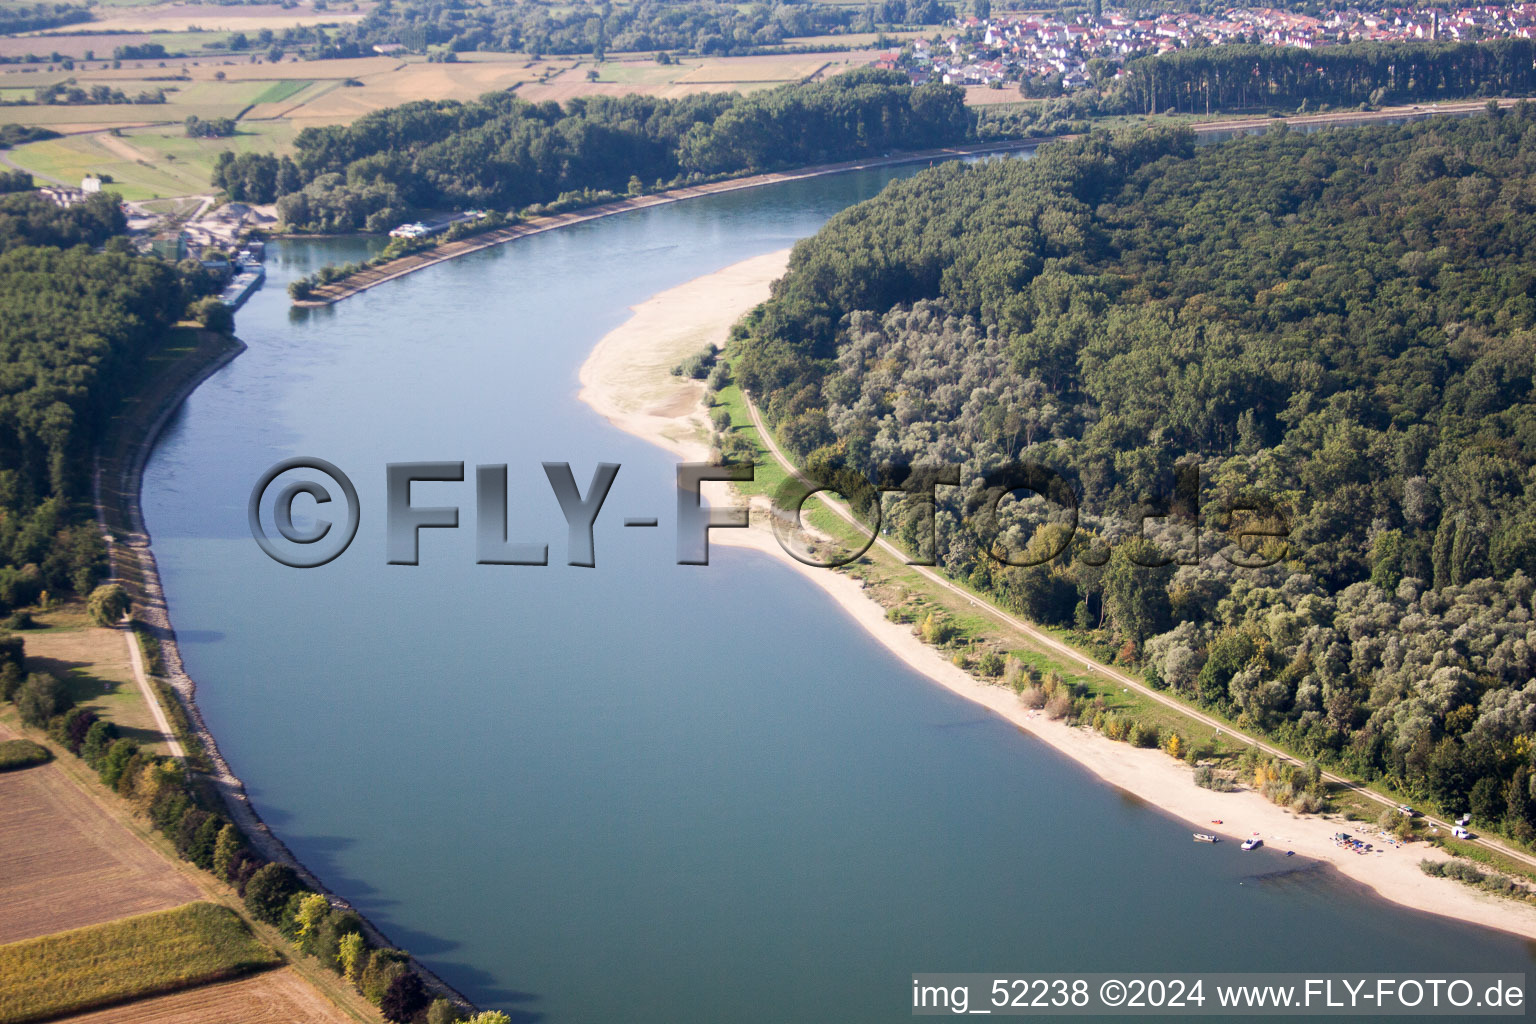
314 0 952 61
730 107 1536 844
217 71 973 233
0 1 89 35
0 192 223 610
1110 38 1536 115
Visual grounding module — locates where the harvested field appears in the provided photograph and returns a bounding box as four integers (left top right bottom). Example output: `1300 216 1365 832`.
283 58 559 122
0 741 198 944
672 53 837 83
52 2 367 33
181 55 403 81
964 84 1030 104
54 968 357 1024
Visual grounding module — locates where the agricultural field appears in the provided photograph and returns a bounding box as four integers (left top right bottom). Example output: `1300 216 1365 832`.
71 2 369 34
516 49 880 103
0 902 280 1023
20 605 171 752
54 968 358 1024
0 46 910 198
0 736 200 944
8 119 296 198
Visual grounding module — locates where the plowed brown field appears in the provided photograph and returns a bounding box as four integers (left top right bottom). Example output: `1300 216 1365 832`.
0 749 199 944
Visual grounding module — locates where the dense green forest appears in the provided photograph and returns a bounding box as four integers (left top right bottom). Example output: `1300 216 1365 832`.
0 194 205 610
733 107 1536 841
222 70 972 232
1111 38 1536 114
313 0 950 61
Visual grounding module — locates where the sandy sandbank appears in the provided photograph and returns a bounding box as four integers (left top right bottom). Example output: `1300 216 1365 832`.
577 249 1536 942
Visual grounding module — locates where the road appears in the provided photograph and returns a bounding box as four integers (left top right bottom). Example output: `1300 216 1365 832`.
119 622 186 759
741 393 1536 874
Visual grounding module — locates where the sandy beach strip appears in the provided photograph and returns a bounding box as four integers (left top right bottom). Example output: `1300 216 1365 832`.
577 248 1536 941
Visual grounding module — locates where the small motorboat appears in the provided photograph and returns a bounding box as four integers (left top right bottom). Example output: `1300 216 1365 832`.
1193 833 1219 843
1241 837 1263 851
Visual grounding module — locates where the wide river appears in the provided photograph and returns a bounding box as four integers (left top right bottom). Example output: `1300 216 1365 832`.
143 163 1535 1022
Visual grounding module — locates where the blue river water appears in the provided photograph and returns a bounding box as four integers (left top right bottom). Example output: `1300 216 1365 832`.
142 161 1535 1023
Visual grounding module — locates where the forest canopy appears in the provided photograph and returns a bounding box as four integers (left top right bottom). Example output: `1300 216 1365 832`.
733 107 1536 841
225 70 974 232
0 196 203 610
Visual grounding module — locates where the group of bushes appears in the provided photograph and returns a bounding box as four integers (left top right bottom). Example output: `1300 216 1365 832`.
1420 858 1536 904
672 343 718 380
1253 754 1328 813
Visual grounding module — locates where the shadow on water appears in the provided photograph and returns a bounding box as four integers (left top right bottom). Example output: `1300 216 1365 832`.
281 830 550 1019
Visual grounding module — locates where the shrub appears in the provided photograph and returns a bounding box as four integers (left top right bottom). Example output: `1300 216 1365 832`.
244 863 301 924
188 814 223 869
294 893 331 943
360 948 410 1004
0 634 23 674
80 719 117 766
314 909 363 972
428 998 465 1024
193 296 233 332
705 362 729 392
278 890 310 939
86 583 129 626
0 662 22 701
0 738 50 771
16 672 71 727
919 612 956 645
709 408 731 432
1193 766 1236 791
52 706 98 753
212 823 243 882
977 650 1005 677
337 930 366 982
1044 693 1073 720
229 850 265 896
672 344 717 379
98 737 139 788
381 971 430 1022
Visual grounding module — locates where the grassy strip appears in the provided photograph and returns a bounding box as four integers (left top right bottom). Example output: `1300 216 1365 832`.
0 738 49 771
0 902 280 1024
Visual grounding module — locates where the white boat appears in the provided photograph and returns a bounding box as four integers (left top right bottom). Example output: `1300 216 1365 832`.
1193 833 1219 843
1241 837 1262 851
